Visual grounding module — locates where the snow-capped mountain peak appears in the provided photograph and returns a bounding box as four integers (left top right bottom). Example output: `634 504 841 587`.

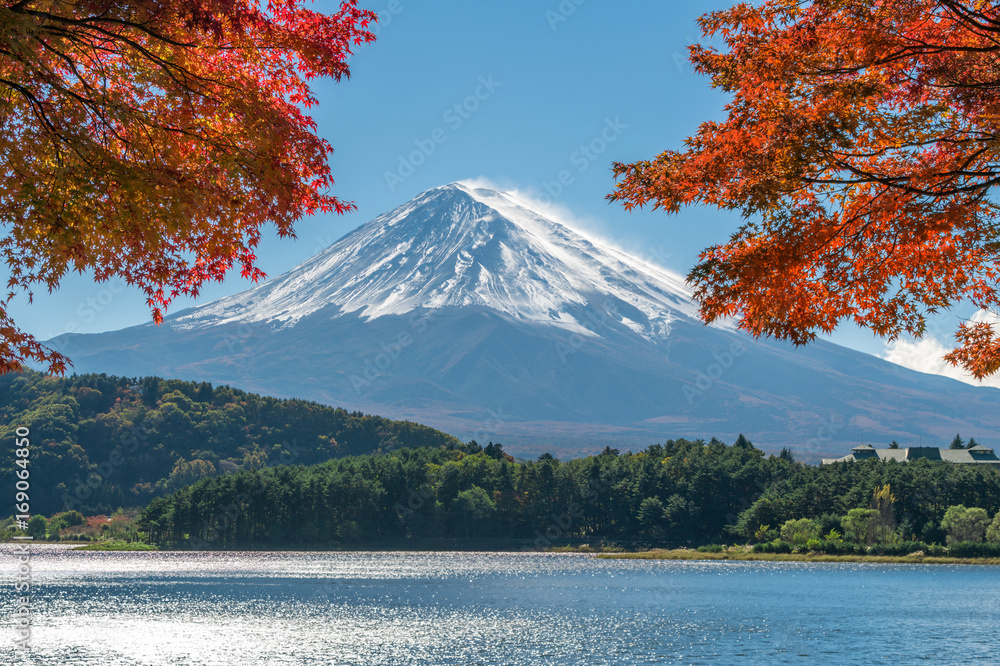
172 183 701 340
54 183 1000 458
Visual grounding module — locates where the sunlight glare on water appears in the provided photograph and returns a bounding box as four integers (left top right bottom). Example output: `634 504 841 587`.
0 546 997 664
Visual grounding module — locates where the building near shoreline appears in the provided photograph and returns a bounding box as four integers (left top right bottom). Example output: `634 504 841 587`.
822 444 1000 465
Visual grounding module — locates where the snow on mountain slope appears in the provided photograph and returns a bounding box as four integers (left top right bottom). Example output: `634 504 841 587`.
172 182 703 340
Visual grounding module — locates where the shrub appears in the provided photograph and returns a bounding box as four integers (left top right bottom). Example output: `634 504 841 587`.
841 508 877 545
941 505 991 544
986 511 1000 544
816 514 843 537
753 539 793 554
868 541 930 556
805 538 824 551
51 510 85 527
696 544 725 553
947 541 1000 558
754 524 777 543
26 515 47 539
815 540 866 555
780 518 820 544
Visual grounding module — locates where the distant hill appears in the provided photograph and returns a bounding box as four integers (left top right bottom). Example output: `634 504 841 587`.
0 371 463 516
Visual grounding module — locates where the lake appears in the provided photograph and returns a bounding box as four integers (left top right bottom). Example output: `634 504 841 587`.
1 545 997 664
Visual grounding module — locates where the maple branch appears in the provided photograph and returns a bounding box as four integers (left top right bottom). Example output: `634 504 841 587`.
18 7 199 49
938 0 1000 34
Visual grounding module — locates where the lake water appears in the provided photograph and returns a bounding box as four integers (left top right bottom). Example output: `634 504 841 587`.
1 545 997 664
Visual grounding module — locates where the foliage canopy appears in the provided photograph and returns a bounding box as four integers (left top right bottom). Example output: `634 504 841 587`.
0 0 375 373
610 0 1000 377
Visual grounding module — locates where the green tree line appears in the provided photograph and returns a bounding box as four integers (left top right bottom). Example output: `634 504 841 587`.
139 436 1000 549
728 452 1000 545
752 484 1000 559
0 371 462 516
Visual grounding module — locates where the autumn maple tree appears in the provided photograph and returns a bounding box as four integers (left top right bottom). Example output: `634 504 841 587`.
0 0 375 373
610 0 1000 378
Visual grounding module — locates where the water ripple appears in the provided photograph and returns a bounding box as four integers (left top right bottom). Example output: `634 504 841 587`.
0 546 995 664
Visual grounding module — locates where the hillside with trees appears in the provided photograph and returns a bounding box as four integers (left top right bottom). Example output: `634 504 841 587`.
138 436 1000 552
0 371 462 516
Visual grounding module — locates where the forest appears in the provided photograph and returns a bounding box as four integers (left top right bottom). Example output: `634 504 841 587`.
0 371 461 516
138 436 1000 551
8 370 1000 553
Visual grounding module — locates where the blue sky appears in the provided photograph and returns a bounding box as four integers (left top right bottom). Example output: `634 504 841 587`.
7 0 985 381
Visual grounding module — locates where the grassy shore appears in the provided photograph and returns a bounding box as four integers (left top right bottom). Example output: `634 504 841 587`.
34 541 1000 561
72 541 158 551
596 548 1000 565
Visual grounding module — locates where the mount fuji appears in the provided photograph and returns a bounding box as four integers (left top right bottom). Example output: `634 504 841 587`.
49 182 1000 459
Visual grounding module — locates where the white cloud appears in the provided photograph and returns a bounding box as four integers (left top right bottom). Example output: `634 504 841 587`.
970 308 1000 327
882 325 1000 390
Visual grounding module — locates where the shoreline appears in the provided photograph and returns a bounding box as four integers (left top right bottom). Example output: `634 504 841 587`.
596 548 1000 565
6 542 1000 564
